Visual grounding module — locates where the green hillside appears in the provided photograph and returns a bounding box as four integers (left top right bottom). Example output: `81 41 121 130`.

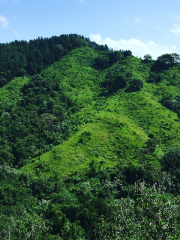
2 37 180 239
20 47 180 176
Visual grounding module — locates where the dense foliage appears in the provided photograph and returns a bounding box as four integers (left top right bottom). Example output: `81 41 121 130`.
0 74 77 167
1 34 180 239
1 162 180 240
0 34 109 87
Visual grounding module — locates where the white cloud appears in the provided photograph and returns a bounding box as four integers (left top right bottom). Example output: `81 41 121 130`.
79 0 85 3
14 0 20 3
170 23 180 36
134 17 140 23
90 34 177 60
0 14 9 28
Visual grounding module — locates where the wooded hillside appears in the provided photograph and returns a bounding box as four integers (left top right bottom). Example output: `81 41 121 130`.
1 34 180 239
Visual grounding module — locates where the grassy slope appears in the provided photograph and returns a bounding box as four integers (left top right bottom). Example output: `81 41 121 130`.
0 76 29 104
20 47 180 176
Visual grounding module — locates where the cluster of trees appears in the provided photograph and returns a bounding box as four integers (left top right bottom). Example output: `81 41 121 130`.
152 53 180 71
143 53 180 71
0 74 78 167
146 53 180 86
160 94 180 117
101 68 143 95
93 50 132 70
1 152 180 239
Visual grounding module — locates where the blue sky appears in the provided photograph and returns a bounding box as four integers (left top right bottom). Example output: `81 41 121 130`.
1 0 180 59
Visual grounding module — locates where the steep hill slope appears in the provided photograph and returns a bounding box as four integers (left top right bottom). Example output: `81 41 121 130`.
21 47 180 176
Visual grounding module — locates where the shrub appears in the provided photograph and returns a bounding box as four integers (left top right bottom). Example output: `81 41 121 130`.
78 131 92 144
126 79 143 92
161 146 180 194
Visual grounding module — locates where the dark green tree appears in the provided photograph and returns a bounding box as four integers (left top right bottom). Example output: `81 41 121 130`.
126 79 143 92
152 53 180 71
143 54 153 62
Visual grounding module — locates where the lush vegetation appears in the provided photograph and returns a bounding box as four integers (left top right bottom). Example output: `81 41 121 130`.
1 34 180 239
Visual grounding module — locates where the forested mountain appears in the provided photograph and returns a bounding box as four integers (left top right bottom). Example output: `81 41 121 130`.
0 34 111 87
1 34 180 239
